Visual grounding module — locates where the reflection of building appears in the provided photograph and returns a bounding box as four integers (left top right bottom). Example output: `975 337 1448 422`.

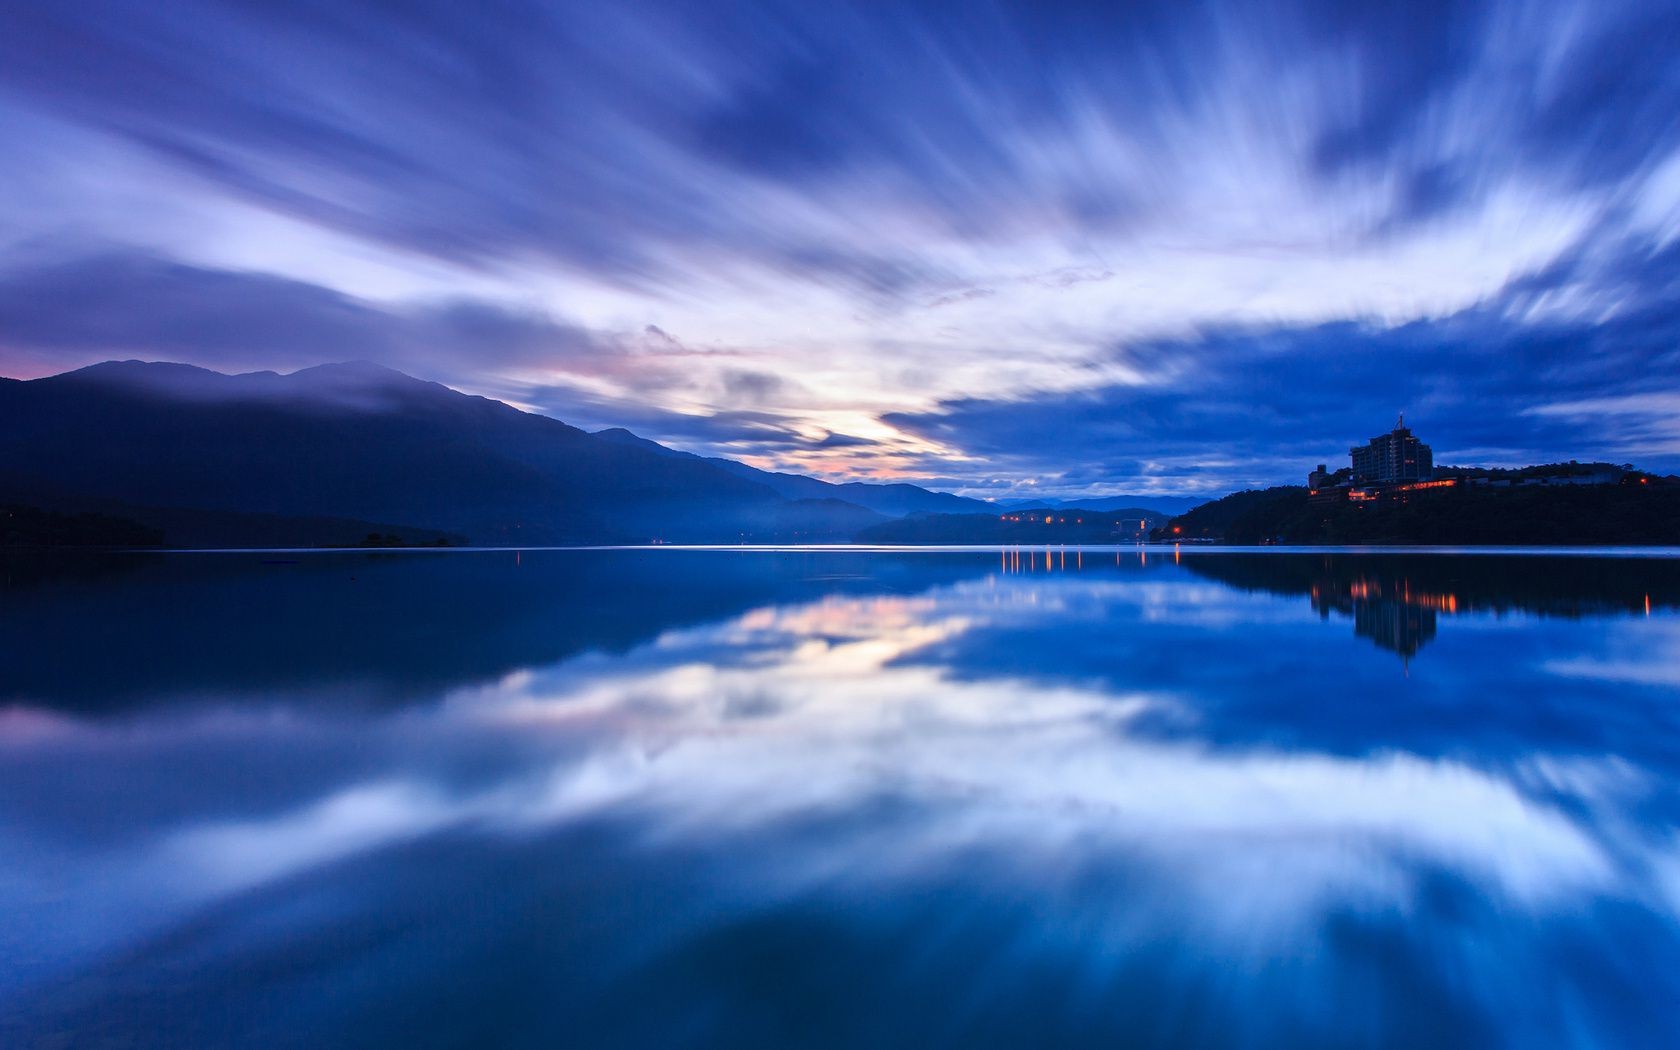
1310 576 1452 661
1350 415 1433 484
1181 553 1678 665
1352 598 1437 659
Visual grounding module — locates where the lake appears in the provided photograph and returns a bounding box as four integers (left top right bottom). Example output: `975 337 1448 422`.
3 546 1679 1048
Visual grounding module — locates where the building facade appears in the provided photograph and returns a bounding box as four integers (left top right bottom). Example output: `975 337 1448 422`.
1349 416 1433 483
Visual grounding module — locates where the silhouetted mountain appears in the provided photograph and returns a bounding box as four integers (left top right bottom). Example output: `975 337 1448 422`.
593 427 988 516
994 494 1204 515
763 498 889 540
1 504 163 548
0 360 1077 547
0 360 932 545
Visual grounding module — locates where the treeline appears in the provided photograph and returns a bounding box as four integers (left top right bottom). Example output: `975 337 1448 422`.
2 504 164 548
1155 483 1680 545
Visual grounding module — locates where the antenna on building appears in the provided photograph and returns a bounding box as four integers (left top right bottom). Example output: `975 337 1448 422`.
1397 411 1404 429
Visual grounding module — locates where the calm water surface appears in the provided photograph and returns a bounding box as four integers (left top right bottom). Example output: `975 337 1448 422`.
3 547 1680 1048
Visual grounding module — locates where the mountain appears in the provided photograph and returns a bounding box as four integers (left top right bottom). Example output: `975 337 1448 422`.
2 504 164 547
593 427 989 516
0 360 762 544
0 361 968 546
994 494 1206 515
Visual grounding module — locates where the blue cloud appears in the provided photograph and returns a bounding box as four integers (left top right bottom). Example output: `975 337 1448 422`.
7 1 1670 281
0 1 1677 492
886 256 1680 491
0 248 611 376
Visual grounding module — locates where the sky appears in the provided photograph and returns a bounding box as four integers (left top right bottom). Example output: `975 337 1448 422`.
0 0 1677 498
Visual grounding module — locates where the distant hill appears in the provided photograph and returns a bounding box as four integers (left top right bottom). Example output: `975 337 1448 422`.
593 427 988 517
1154 482 1680 545
856 507 1170 545
0 359 1210 548
1 504 162 548
0 360 967 546
993 494 1206 516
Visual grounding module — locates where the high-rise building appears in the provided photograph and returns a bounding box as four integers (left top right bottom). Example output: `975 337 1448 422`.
1349 415 1433 483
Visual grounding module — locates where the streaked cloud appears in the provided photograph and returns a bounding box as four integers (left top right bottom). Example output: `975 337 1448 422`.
0 0 1676 492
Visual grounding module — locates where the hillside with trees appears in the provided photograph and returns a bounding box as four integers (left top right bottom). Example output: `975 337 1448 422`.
1154 480 1680 545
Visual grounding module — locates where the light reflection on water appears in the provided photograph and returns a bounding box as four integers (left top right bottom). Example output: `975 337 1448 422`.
2 548 1680 1048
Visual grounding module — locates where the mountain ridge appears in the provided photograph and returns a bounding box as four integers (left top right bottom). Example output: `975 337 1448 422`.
591 426 989 517
3 360 776 544
0 360 1040 546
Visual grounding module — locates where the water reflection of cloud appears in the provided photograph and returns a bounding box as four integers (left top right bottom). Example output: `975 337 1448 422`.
163 782 468 896
5 562 1680 1043
1542 620 1680 686
121 582 1651 933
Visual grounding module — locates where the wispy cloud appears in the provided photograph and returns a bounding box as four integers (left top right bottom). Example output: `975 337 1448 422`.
0 1 1676 490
